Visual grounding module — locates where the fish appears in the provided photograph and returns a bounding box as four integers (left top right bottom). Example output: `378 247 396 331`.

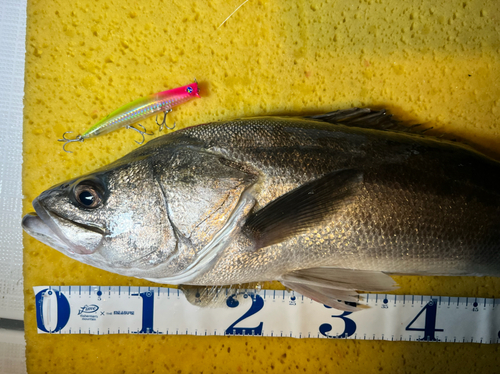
22 108 500 310
58 81 200 152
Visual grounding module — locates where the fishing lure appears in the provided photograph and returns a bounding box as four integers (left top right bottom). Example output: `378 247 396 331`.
59 81 200 152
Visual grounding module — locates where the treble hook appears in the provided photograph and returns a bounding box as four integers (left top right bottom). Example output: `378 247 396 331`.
58 132 84 153
126 123 154 145
156 109 176 131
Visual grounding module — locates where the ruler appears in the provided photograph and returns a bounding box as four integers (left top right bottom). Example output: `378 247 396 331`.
33 286 500 343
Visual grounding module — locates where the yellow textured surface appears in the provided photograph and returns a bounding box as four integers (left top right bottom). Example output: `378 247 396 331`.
23 0 500 373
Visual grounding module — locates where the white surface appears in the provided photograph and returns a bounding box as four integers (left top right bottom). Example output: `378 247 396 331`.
0 0 27 373
0 330 26 374
34 286 500 344
0 0 26 321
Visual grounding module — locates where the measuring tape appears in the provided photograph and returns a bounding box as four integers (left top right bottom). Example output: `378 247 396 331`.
33 286 500 343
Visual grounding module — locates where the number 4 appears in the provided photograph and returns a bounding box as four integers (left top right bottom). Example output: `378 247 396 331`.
405 299 443 341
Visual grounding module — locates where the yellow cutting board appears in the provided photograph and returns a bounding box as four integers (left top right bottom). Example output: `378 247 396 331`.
23 0 500 372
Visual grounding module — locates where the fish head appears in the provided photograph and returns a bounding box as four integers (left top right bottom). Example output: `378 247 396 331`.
22 143 258 282
22 158 178 277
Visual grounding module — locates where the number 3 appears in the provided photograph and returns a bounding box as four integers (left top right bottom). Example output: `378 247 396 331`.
320 305 357 338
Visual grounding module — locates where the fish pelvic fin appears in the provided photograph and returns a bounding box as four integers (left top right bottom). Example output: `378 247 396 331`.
243 169 363 249
180 284 261 308
281 267 398 311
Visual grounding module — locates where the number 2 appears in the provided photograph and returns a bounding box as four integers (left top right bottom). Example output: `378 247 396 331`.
225 293 264 335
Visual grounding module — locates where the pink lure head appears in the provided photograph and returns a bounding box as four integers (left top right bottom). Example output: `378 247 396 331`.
154 80 201 115
158 81 200 102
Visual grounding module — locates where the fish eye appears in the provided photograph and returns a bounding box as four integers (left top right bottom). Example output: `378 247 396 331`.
186 86 193 94
74 183 102 209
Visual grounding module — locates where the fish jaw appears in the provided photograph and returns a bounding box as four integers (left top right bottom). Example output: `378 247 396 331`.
22 198 104 255
22 213 76 255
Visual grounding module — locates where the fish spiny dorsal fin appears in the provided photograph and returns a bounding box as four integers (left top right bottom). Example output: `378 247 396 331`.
282 267 398 311
306 108 431 134
243 169 363 249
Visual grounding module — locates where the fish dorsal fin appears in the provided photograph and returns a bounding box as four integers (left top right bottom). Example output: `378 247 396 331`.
307 108 469 146
282 267 398 311
243 169 363 249
306 108 424 133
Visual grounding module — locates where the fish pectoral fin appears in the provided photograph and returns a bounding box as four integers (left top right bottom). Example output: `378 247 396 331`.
281 267 398 311
243 169 363 249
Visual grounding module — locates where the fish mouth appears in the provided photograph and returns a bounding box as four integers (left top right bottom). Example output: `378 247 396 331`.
22 198 104 255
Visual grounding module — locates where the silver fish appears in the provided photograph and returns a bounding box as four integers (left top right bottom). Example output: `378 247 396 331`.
22 108 500 310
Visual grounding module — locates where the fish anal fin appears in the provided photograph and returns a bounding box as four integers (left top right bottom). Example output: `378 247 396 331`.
281 267 398 311
243 169 363 249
